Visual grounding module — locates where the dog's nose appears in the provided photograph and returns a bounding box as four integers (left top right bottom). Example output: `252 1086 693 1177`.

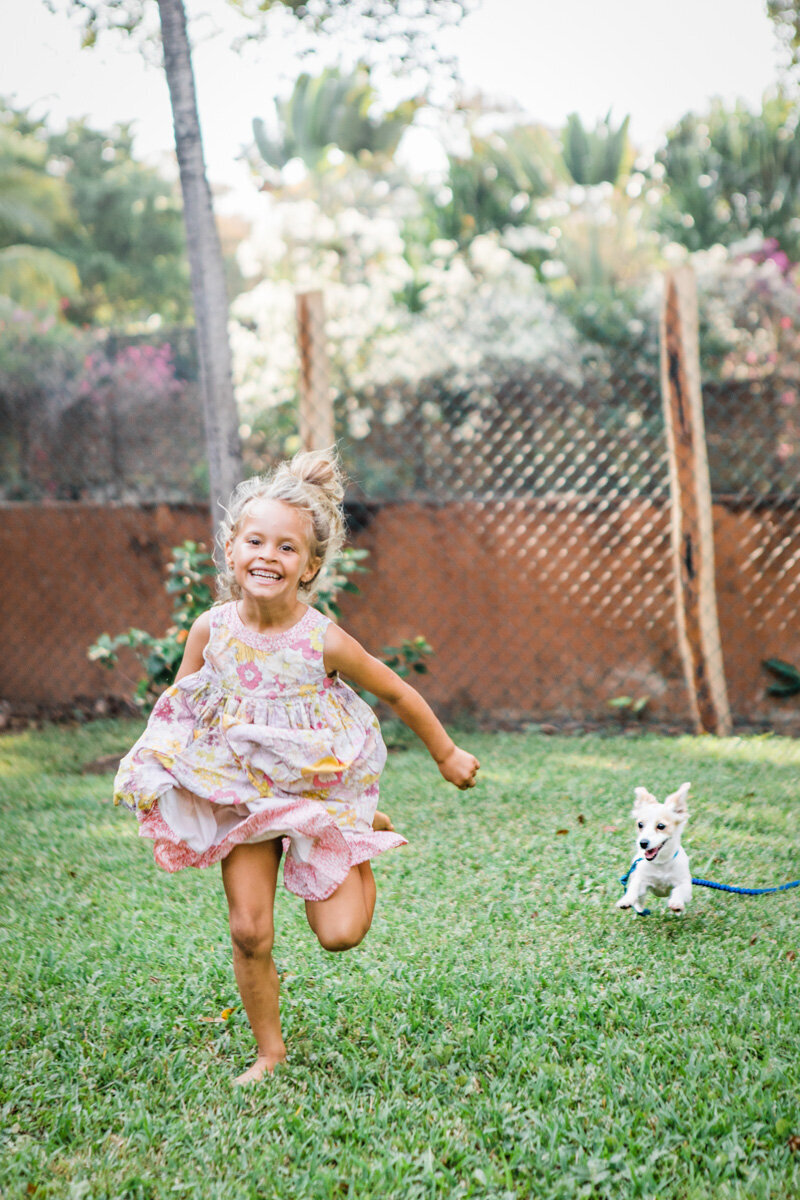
639 839 649 850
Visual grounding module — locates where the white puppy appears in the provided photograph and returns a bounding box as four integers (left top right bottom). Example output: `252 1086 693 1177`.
616 782 692 915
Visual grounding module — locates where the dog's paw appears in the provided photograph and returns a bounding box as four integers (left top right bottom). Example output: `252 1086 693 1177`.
668 903 685 914
615 898 632 910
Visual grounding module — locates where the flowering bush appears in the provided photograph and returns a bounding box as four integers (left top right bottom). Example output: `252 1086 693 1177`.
0 306 197 500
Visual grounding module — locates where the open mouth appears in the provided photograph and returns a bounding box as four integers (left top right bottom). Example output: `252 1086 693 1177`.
643 843 664 861
250 570 281 582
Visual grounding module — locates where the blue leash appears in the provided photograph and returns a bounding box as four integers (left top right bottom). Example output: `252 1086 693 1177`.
691 877 800 895
620 856 800 911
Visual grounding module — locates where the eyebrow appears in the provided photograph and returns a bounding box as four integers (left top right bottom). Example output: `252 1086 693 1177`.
243 528 301 543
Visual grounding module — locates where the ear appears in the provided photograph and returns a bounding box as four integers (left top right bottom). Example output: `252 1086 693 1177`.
301 556 322 584
224 539 234 568
664 781 691 819
632 786 656 816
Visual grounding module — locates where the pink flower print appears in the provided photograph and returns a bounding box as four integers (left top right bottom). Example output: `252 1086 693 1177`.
154 696 174 720
210 788 241 804
237 661 263 690
302 755 347 789
294 637 316 660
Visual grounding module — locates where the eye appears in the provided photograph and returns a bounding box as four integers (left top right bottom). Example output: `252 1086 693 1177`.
637 821 644 829
280 543 296 553
656 822 666 831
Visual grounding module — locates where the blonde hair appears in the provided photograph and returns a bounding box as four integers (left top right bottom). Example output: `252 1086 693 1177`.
217 447 346 603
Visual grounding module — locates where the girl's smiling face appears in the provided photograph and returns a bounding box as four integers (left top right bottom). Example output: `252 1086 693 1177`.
226 498 319 605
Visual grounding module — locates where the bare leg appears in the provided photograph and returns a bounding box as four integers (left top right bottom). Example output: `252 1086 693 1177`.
305 861 376 952
372 810 394 831
221 839 286 1084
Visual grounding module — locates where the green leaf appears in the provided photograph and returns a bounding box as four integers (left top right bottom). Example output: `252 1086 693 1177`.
762 657 800 683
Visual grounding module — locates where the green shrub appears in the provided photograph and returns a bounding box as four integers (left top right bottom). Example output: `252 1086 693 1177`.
89 543 433 711
88 541 215 710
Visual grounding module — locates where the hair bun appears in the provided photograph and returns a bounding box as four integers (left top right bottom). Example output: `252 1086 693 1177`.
288 447 344 506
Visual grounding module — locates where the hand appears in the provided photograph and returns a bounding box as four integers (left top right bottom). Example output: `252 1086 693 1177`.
438 746 480 790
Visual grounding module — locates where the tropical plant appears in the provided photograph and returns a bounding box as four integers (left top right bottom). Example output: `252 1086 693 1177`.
252 66 420 181
424 123 559 250
655 92 800 260
560 111 632 187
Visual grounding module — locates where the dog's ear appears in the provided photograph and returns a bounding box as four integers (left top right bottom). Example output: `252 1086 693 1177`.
664 781 691 819
632 786 656 815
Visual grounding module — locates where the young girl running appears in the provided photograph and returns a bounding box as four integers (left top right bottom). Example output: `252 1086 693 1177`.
114 448 479 1084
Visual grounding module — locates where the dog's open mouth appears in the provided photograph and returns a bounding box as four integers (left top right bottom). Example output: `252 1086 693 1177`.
643 844 664 861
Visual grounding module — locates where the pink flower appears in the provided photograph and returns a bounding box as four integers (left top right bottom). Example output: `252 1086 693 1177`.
236 661 262 690
780 316 793 330
781 391 796 407
777 442 794 462
311 770 344 789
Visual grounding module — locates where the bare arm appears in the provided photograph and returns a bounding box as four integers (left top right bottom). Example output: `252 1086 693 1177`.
324 624 479 789
173 611 211 681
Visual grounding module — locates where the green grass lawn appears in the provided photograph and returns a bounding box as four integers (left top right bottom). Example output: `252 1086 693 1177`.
1 720 799 1200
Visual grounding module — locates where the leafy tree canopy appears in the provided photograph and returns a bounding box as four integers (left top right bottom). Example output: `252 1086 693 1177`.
48 117 191 324
0 100 191 324
46 0 472 81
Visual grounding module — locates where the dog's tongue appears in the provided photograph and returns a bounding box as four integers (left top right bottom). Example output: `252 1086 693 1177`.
644 846 659 861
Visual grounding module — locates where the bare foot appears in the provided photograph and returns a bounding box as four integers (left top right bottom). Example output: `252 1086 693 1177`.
372 809 394 832
234 1049 287 1086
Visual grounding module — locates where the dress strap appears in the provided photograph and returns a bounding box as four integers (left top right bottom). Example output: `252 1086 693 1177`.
207 603 229 632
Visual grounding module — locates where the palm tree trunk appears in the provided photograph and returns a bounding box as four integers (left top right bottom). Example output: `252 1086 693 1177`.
156 0 241 519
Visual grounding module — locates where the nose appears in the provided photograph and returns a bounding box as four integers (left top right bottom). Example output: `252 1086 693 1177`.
639 839 649 850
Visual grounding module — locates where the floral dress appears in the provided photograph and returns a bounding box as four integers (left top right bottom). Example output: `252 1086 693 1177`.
113 602 406 900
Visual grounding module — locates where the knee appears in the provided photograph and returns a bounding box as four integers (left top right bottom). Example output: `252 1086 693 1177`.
315 917 369 953
229 912 274 959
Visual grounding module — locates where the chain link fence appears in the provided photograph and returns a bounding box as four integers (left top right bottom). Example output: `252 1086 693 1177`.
1 269 799 733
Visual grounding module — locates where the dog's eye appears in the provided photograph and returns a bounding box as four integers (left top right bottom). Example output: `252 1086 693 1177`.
637 822 644 829
656 823 666 830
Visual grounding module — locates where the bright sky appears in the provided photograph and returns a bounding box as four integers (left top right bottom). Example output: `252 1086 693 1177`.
2 0 783 217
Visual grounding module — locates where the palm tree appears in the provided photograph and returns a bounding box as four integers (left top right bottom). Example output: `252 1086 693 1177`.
156 0 241 516
252 65 420 179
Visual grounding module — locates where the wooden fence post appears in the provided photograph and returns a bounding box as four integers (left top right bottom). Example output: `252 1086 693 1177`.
660 266 732 735
296 290 334 452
